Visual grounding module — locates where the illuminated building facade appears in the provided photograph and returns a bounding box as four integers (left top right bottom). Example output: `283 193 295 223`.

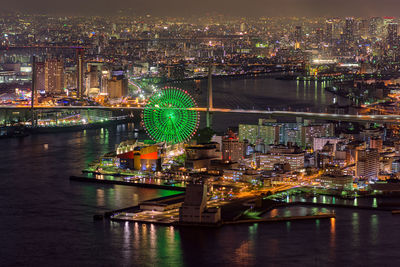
34 62 45 91
238 123 279 146
258 144 304 171
108 76 128 98
240 119 333 148
387 23 398 48
116 140 159 171
318 174 353 190
222 131 245 163
45 58 64 94
313 137 343 153
356 149 379 180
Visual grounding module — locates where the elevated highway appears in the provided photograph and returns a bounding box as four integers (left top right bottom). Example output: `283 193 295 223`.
1 106 399 124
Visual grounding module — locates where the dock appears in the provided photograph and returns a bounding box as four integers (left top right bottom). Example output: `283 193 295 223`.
288 201 392 211
223 213 335 225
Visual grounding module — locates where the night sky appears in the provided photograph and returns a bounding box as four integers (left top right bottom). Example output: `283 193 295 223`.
2 0 400 16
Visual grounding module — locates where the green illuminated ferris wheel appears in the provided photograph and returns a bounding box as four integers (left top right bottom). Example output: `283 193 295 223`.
142 87 200 144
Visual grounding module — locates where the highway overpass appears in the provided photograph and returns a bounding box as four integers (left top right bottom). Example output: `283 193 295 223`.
0 106 399 124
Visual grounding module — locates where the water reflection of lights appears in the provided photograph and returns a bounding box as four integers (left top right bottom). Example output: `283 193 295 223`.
248 223 258 241
133 222 139 248
96 188 105 206
352 212 360 247
329 212 337 260
330 217 336 240
270 209 278 218
370 214 379 246
235 241 255 266
149 224 156 261
286 221 291 231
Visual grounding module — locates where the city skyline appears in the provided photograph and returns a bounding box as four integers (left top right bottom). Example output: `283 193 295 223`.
2 5 400 267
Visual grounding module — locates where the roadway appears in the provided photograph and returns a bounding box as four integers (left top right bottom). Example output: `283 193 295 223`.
1 105 400 124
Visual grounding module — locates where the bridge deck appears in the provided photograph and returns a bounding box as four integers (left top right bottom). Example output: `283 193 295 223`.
0 106 398 123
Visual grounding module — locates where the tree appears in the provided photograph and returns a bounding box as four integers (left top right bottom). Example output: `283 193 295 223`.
194 127 215 144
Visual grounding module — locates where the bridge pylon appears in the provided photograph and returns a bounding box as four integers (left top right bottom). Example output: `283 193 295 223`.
206 63 213 129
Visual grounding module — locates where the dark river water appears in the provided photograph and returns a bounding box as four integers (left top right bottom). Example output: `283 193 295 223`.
181 77 349 131
1 79 399 266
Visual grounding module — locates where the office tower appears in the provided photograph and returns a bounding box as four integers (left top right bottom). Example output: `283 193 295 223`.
258 144 305 171
31 56 37 109
295 26 302 42
206 64 213 129
100 69 110 94
387 23 398 48
325 20 333 43
301 124 334 148
316 28 324 44
45 58 64 94
87 64 100 89
222 131 245 163
34 62 45 91
344 17 354 43
107 76 128 98
76 49 84 98
356 149 379 180
359 19 369 37
64 67 77 90
239 123 279 146
369 17 383 36
313 137 343 153
370 137 383 152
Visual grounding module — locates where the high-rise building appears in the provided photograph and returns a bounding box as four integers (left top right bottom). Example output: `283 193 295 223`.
370 137 383 152
295 26 302 42
369 17 383 36
387 23 398 48
344 17 354 43
301 124 334 148
222 131 245 163
355 149 379 180
107 76 128 98
315 28 324 44
325 20 333 43
359 19 369 37
34 62 45 91
258 144 304 171
238 123 279 146
241 119 334 148
77 49 84 98
44 58 64 94
87 64 100 89
64 67 77 90
313 137 343 153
